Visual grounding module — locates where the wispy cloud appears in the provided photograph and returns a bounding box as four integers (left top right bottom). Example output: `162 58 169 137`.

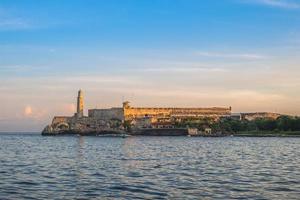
0 18 31 30
0 7 32 30
143 67 227 73
0 65 43 72
243 0 300 9
195 51 267 60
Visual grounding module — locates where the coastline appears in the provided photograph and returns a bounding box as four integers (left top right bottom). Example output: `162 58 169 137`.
42 129 300 137
234 131 300 137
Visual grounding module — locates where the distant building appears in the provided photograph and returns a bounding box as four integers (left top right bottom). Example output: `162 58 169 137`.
87 100 232 125
122 101 232 122
229 112 281 121
240 112 281 121
230 113 242 120
43 90 282 135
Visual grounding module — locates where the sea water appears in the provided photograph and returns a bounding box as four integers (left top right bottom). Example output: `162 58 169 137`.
0 133 300 199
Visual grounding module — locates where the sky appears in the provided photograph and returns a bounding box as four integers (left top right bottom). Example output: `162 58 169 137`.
0 0 300 131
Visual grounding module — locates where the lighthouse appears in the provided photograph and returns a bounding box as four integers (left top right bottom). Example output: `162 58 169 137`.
76 89 84 118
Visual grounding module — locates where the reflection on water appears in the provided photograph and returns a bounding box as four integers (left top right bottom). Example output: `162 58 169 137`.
0 133 300 199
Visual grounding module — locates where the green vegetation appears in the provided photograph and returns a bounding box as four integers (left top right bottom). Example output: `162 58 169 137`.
175 116 300 136
219 116 300 133
110 118 122 128
235 130 300 137
174 117 214 130
123 120 132 132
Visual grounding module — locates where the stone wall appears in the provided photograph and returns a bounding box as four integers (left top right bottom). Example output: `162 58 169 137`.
68 116 109 131
124 108 170 120
241 112 281 121
124 107 231 120
52 116 72 127
88 108 124 121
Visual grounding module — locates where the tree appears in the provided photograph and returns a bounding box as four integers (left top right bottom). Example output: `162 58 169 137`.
254 118 277 131
123 120 132 132
277 116 292 131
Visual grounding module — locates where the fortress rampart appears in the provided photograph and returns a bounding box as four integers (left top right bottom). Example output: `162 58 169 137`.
86 101 231 122
122 101 231 121
88 108 124 121
52 116 72 126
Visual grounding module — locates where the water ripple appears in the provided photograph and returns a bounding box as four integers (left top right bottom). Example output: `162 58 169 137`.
0 134 300 199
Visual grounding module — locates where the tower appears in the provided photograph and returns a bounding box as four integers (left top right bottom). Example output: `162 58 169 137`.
123 101 130 109
77 89 84 117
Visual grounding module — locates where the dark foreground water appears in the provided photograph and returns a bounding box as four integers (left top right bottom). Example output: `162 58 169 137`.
0 133 300 199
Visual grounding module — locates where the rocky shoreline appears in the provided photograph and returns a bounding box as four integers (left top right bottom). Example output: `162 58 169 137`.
41 128 188 136
41 128 232 137
42 128 300 137
41 129 127 136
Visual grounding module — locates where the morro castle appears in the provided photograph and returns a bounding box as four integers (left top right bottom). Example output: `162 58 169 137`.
42 90 280 136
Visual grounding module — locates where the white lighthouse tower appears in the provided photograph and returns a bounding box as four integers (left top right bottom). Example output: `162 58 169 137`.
76 89 84 118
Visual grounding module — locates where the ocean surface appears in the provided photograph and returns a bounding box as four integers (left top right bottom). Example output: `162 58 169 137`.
0 133 300 199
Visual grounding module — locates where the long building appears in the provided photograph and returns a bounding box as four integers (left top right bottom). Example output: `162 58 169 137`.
88 101 231 122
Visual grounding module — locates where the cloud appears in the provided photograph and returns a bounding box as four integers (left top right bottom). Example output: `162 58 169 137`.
195 51 267 60
22 105 48 120
0 7 32 31
143 67 227 73
0 14 32 31
243 0 300 9
0 18 31 30
0 65 45 72
24 106 33 116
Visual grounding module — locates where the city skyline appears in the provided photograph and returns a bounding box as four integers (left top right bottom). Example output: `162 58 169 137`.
1 0 300 131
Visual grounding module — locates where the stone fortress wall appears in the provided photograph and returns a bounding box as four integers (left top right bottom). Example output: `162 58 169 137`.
52 116 72 125
87 101 232 122
50 115 119 133
88 108 124 121
241 112 281 121
122 101 232 121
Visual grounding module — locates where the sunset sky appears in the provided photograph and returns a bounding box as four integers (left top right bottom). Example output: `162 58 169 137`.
1 0 300 131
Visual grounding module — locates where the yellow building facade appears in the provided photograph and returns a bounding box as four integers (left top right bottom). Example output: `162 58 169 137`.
122 101 231 121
